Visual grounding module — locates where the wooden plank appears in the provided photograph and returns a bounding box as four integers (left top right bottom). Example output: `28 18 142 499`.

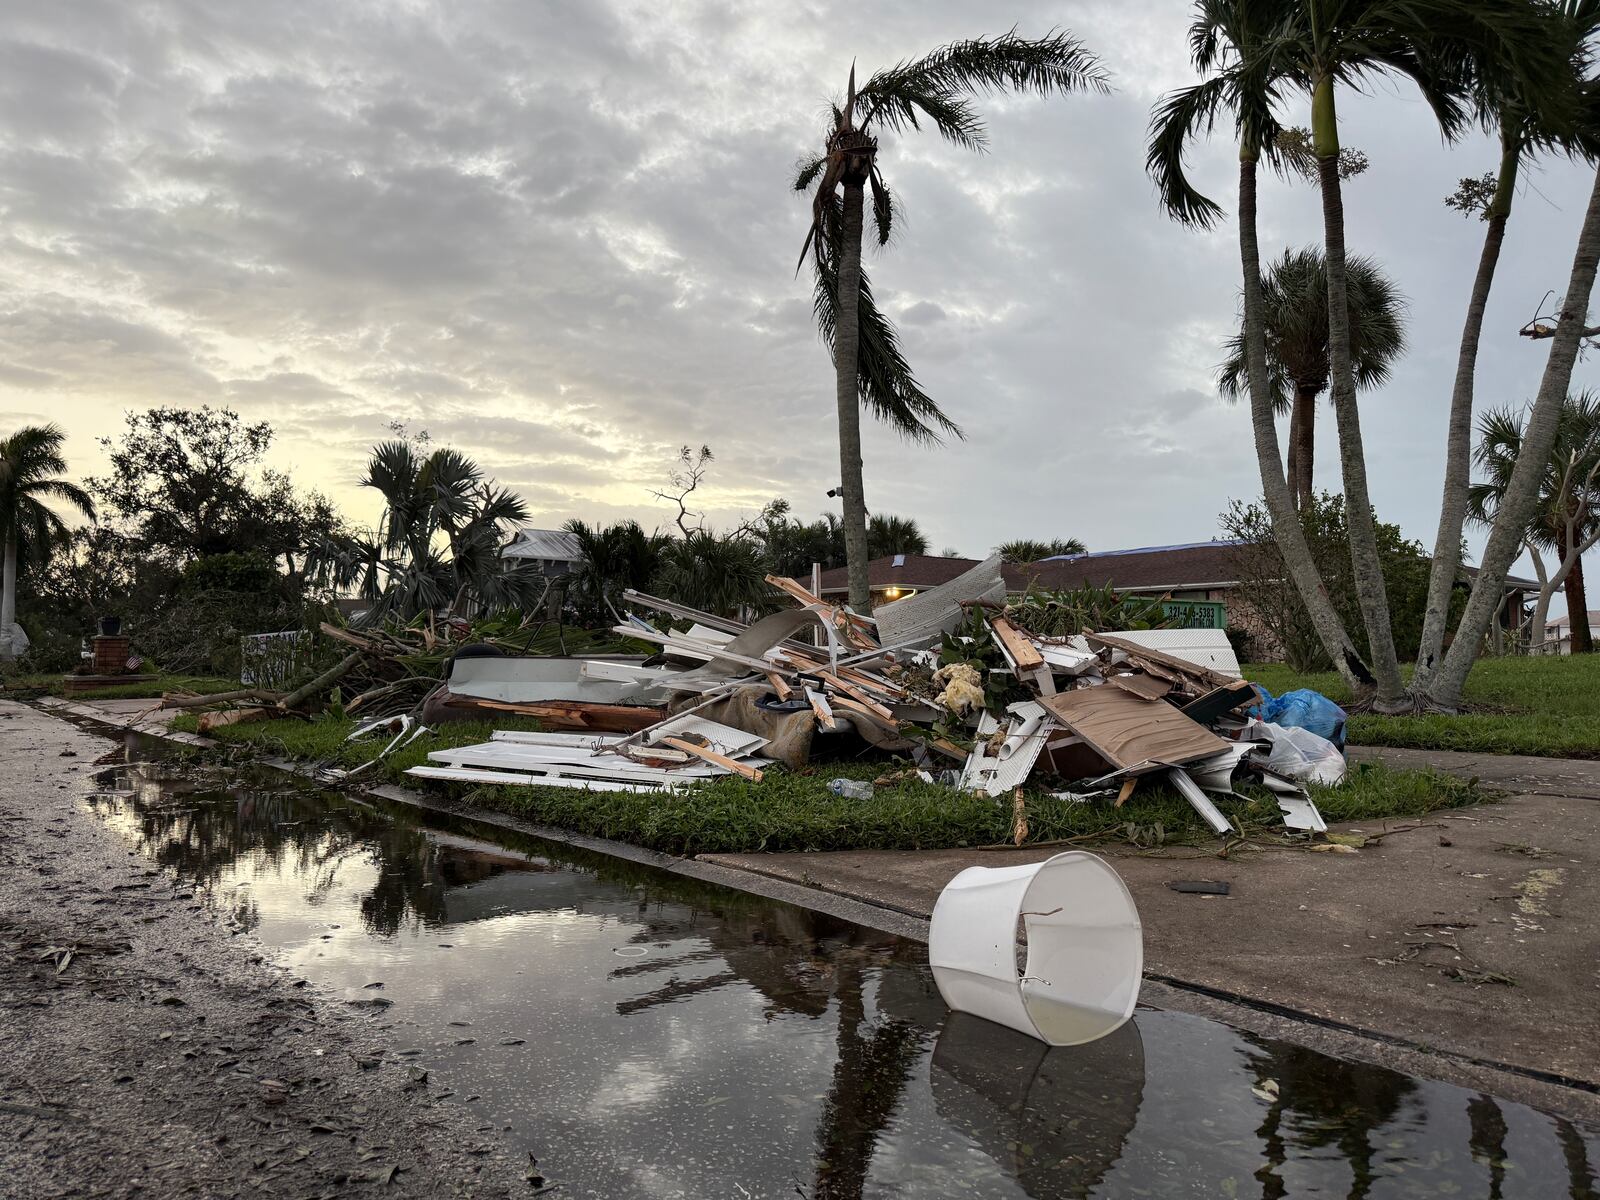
1106 672 1173 701
1115 778 1137 807
816 671 896 721
1180 679 1258 724
659 736 764 782
830 695 900 733
764 575 878 648
765 671 792 701
990 616 1046 671
442 697 663 733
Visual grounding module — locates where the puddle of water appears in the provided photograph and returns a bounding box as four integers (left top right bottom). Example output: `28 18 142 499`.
89 765 1600 1199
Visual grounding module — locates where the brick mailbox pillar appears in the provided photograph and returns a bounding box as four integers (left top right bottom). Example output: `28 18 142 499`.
91 635 131 675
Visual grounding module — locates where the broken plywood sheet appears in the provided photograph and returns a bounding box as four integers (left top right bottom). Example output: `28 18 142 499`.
1040 685 1228 773
1094 628 1241 680
872 554 1006 650
1106 672 1172 701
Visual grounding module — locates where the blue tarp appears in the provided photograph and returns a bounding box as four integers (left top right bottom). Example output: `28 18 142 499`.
1250 685 1348 750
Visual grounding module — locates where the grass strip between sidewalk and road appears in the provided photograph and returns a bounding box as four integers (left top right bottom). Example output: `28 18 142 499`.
1246 654 1600 760
173 713 1492 857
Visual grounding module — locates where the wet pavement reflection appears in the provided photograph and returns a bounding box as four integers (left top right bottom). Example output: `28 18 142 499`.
89 765 1600 1199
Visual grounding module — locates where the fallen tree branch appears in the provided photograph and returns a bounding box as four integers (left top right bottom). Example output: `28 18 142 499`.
278 651 365 712
161 688 283 709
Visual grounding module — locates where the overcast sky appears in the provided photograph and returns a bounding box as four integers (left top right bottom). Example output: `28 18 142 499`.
1 0 1594 596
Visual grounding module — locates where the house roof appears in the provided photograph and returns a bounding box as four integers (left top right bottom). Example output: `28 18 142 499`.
502 527 583 562
1015 541 1249 592
815 554 983 595
816 541 1539 597
1549 610 1600 632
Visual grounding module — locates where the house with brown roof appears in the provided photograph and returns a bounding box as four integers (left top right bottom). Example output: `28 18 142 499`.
816 541 1537 659
814 542 1244 609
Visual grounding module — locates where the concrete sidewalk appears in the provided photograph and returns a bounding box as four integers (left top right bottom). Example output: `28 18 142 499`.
701 780 1600 1105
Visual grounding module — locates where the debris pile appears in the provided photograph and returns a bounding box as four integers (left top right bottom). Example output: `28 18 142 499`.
401 559 1346 835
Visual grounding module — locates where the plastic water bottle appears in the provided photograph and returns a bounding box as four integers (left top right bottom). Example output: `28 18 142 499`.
827 778 874 800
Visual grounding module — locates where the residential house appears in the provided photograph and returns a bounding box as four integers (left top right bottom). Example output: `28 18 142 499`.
501 527 584 580
1546 610 1599 655
815 541 1537 661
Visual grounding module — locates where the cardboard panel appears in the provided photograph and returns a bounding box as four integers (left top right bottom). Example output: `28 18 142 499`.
1040 686 1228 771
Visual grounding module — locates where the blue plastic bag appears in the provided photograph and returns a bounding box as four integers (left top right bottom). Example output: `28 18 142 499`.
1249 685 1347 750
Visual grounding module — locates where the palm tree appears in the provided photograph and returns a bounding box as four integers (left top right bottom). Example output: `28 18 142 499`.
0 424 95 660
1434 169 1600 702
1277 1 1574 707
309 441 535 622
866 513 928 558
1219 247 1407 510
653 530 769 618
562 519 668 622
796 31 1108 612
1465 394 1600 650
1415 1 1600 684
1147 0 1379 697
995 537 1087 563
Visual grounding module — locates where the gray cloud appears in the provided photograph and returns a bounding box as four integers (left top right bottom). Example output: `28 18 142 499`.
0 0 1591 592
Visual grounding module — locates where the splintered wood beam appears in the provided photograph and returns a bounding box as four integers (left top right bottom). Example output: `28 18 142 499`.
829 695 900 732
816 671 896 721
804 687 838 731
764 574 879 649
764 671 792 701
659 736 763 782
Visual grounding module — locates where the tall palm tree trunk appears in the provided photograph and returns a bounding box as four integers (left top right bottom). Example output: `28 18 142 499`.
1431 165 1600 707
1563 539 1592 653
1313 79 1405 708
1239 151 1375 691
0 528 17 661
1416 131 1521 684
835 174 872 613
1287 384 1317 511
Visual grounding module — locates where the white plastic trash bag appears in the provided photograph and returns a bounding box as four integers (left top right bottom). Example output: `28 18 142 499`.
928 852 1143 1046
1246 719 1346 785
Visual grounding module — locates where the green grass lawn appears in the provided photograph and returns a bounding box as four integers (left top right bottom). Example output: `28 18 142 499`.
174 712 1487 856
1 671 240 700
1245 654 1600 758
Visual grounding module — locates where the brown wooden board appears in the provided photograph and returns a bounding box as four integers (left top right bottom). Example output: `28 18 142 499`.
1106 672 1173 701
1040 686 1228 772
439 697 663 734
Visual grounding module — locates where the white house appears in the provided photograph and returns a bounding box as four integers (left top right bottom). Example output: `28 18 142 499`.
501 527 584 579
1546 610 1600 654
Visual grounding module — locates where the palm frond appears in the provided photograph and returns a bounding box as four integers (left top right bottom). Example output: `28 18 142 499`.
793 151 828 192
860 28 1109 145
810 250 963 444
869 167 894 247
1146 79 1231 228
